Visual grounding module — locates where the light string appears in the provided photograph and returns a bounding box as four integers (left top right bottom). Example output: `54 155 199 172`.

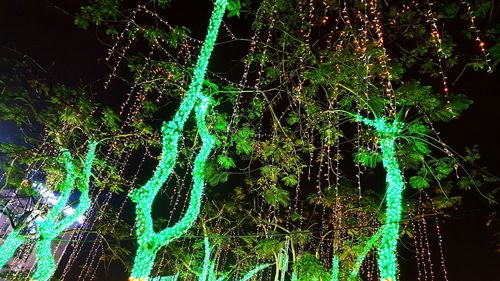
0 145 79 272
462 0 493 73
128 0 227 279
348 229 383 281
0 142 97 280
64 5 200 277
356 115 405 281
32 141 97 281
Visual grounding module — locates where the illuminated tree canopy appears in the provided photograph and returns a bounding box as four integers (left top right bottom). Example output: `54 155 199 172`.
0 0 499 281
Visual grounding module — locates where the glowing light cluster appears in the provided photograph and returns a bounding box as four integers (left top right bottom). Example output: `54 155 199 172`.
239 264 270 281
128 0 227 280
0 228 25 269
348 229 382 280
32 141 97 281
0 143 95 273
33 182 86 224
330 256 339 281
0 149 77 273
357 115 404 281
130 92 215 279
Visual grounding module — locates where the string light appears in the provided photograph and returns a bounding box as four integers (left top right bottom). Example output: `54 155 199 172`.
348 229 382 281
331 255 339 281
357 115 404 281
0 228 25 269
32 141 97 281
424 1 451 96
462 0 493 73
128 1 227 279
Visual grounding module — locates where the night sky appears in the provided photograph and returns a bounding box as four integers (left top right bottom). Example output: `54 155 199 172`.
1 1 499 280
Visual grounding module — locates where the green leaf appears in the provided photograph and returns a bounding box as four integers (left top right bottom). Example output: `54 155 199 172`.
232 125 255 155
406 122 430 135
441 2 459 18
413 140 430 155
409 176 429 189
227 0 241 18
282 174 298 187
261 165 280 182
263 186 290 208
157 0 172 8
254 239 284 258
286 111 299 125
354 149 382 168
217 155 236 170
102 107 121 132
294 253 330 281
234 186 246 201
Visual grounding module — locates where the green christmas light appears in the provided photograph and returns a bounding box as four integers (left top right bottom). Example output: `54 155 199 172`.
357 115 404 281
239 264 270 281
0 228 26 269
200 237 212 281
348 229 382 281
330 256 339 281
128 0 227 280
32 141 97 281
129 91 215 280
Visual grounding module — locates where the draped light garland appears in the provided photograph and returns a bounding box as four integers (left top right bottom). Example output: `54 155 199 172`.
329 228 382 281
0 228 25 269
32 141 97 281
128 1 227 279
356 115 404 281
330 256 339 281
348 229 383 280
0 142 97 279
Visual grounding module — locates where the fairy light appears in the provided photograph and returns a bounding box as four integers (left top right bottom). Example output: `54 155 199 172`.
348 229 382 281
418 197 435 280
1 147 78 276
357 115 404 281
31 141 97 281
77 0 226 280
0 131 56 270
424 1 451 96
409 207 424 281
239 264 270 281
65 30 177 279
75 0 224 277
368 0 397 116
331 255 339 281
0 228 26 269
73 53 159 280
462 0 492 73
128 1 227 279
129 91 216 279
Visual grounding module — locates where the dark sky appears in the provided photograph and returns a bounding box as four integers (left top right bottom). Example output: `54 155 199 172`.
1 1 499 280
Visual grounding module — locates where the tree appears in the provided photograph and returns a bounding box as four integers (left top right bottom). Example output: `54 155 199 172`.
0 0 499 280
